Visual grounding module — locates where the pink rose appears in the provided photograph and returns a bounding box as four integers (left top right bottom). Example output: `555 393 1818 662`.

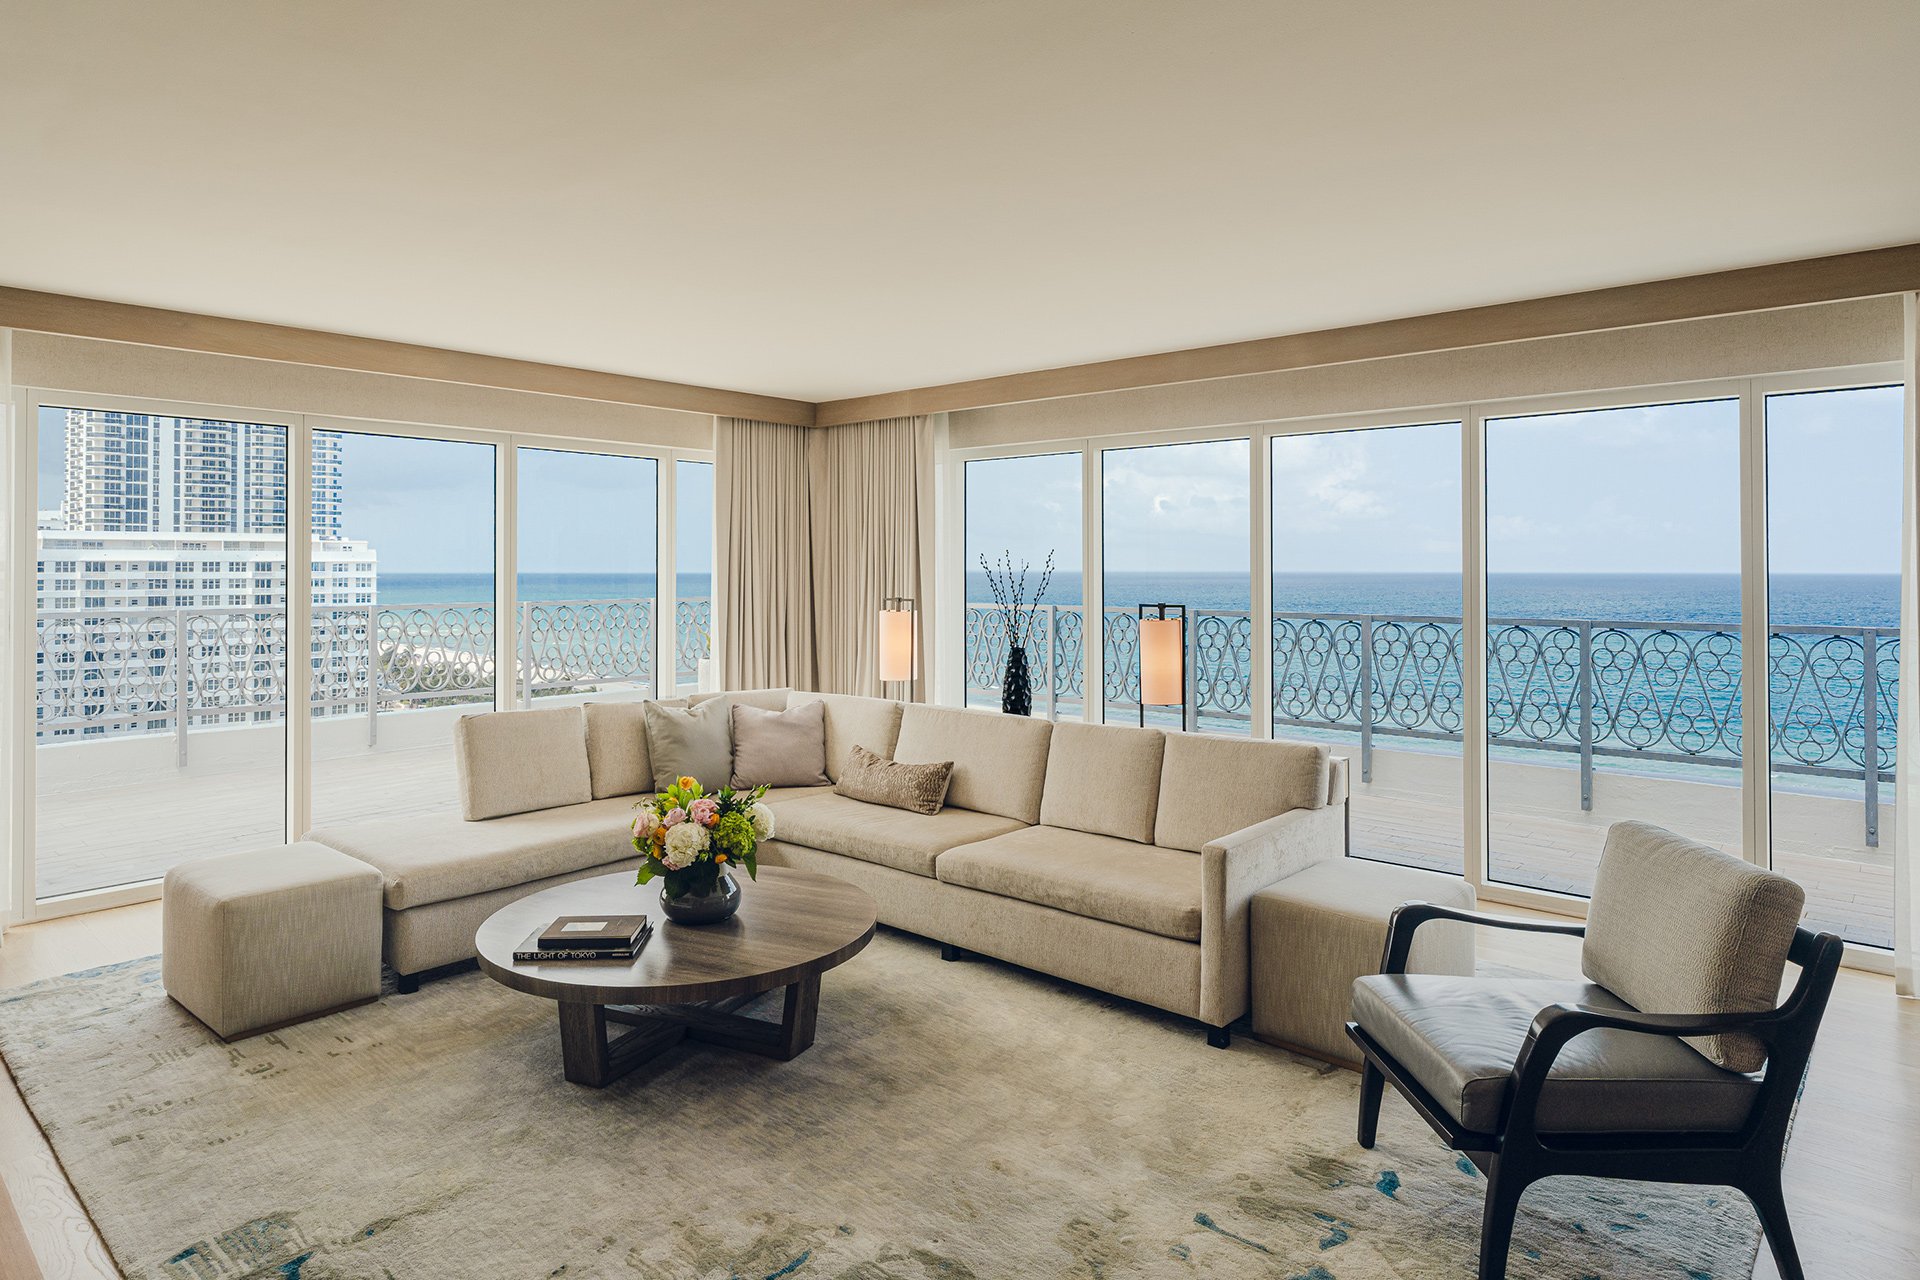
662 806 687 828
690 797 720 827
631 809 657 840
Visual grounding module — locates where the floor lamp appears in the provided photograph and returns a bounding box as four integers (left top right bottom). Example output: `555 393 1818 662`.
1137 603 1187 729
879 596 918 702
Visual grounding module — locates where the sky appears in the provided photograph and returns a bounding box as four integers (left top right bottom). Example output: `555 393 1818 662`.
964 384 1904 577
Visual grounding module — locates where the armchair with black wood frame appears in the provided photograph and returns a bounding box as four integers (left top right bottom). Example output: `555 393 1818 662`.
1343 821 1841 1280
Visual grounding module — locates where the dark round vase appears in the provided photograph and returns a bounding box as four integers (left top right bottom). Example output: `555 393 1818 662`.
1002 643 1033 717
659 869 741 925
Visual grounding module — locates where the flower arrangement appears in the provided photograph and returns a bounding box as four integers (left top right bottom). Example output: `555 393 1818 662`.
632 776 775 902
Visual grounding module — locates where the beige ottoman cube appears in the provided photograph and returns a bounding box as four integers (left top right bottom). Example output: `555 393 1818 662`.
163 842 383 1041
1251 858 1476 1067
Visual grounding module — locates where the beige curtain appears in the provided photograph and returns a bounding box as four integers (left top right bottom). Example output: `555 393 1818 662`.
715 418 817 691
810 416 937 697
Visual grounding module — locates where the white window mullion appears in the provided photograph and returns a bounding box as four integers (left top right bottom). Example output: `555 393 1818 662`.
1082 444 1105 724
1249 433 1273 739
495 442 518 711
1738 381 1772 868
285 416 313 841
657 452 677 700
1461 404 1490 895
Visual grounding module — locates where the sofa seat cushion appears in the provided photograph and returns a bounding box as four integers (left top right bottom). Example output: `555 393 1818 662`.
308 797 641 910
936 825 1203 943
758 784 834 806
769 792 1023 878
1350 975 1761 1134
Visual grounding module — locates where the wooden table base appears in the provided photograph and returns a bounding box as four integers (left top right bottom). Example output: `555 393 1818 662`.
556 972 823 1088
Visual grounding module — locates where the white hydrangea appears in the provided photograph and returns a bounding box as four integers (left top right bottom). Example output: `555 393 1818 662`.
749 802 775 840
661 820 711 870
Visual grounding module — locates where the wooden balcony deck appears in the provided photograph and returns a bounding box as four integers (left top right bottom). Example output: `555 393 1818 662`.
30 734 1895 949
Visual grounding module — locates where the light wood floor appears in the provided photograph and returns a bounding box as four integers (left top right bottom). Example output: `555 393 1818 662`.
1 899 1914 1279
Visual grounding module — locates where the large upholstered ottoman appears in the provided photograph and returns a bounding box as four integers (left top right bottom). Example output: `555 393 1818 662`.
1251 859 1475 1067
162 842 384 1041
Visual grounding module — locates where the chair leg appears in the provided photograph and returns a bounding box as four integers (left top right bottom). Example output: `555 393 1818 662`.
1357 1060 1385 1149
1744 1173 1806 1280
1475 1158 1527 1280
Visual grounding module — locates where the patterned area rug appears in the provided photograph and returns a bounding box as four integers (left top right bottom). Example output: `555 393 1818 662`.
0 931 1760 1279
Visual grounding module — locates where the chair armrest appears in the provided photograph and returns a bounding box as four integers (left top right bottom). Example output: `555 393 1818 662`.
1197 805 1345 1027
1380 901 1585 975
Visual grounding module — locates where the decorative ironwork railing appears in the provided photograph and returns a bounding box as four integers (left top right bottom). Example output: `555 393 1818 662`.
36 598 712 758
963 603 1900 844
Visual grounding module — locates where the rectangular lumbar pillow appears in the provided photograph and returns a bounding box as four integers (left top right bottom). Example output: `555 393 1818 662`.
453 706 592 820
643 698 734 793
731 700 831 788
834 744 952 815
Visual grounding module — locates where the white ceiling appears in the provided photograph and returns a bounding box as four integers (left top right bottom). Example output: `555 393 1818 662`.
6 1 1918 403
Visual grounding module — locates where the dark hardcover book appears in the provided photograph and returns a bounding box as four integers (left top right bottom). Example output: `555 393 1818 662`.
514 924 652 964
537 914 650 951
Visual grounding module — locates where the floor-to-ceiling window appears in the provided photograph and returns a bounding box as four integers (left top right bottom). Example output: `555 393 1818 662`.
963 451 1083 715
309 429 496 829
1102 439 1252 731
1765 383 1903 949
1272 421 1465 872
1483 398 1744 897
33 404 289 897
674 458 715 692
515 446 658 703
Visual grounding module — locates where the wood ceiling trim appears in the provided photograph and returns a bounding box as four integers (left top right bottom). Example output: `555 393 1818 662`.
0 286 816 427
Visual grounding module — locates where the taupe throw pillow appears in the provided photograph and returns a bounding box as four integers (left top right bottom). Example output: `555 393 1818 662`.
731 701 830 789
643 698 733 792
835 744 952 815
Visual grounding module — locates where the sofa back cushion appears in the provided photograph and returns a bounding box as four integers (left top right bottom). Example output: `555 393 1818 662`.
786 691 906 783
1584 821 1805 1073
1039 721 1166 843
892 704 1053 824
643 698 734 792
690 687 791 713
731 700 831 788
582 701 657 799
453 706 592 820
1152 734 1330 852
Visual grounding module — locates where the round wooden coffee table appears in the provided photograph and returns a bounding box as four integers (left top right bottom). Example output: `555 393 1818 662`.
475 866 877 1088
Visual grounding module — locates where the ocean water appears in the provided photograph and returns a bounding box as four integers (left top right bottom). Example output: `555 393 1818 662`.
378 569 1898 629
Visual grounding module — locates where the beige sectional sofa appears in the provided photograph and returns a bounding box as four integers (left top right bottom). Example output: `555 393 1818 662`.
307 689 1350 1042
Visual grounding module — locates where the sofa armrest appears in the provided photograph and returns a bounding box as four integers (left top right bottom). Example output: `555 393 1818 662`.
1197 804 1346 1027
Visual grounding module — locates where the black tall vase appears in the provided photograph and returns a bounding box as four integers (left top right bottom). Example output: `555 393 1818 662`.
1001 643 1033 717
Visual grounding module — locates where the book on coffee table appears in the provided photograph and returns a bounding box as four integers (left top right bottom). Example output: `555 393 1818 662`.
514 922 652 963
536 915 649 951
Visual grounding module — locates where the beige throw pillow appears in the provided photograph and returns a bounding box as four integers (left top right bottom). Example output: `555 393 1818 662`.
835 744 953 815
643 698 733 793
731 701 830 789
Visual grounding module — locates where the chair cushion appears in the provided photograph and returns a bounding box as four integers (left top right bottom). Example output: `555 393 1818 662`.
644 698 733 792
835 744 953 815
786 691 906 783
452 706 592 820
936 825 1202 942
1584 821 1805 1073
730 700 831 788
893 704 1053 824
1153 734 1329 852
769 791 1023 877
583 701 654 799
1039 721 1165 843
1350 975 1761 1134
308 797 641 910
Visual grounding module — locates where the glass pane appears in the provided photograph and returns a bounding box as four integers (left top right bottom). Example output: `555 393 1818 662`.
964 453 1083 714
516 448 659 701
1766 385 1902 949
35 406 287 897
310 431 494 829
675 459 714 692
1485 399 1742 896
1272 423 1464 873
1102 439 1251 732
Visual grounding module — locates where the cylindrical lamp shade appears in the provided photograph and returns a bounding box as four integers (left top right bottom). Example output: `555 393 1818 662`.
878 608 916 682
1138 617 1185 706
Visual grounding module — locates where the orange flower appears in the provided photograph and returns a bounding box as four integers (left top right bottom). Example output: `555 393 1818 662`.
676 775 697 791
714 853 728 864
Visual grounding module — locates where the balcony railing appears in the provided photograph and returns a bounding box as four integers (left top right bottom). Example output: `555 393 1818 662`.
963 602 1899 845
35 597 714 758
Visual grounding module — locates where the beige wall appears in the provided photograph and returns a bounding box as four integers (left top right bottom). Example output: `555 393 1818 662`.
10 332 713 450
951 297 1903 448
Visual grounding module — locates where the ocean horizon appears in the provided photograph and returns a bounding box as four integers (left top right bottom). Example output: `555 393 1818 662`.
378 570 1899 629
